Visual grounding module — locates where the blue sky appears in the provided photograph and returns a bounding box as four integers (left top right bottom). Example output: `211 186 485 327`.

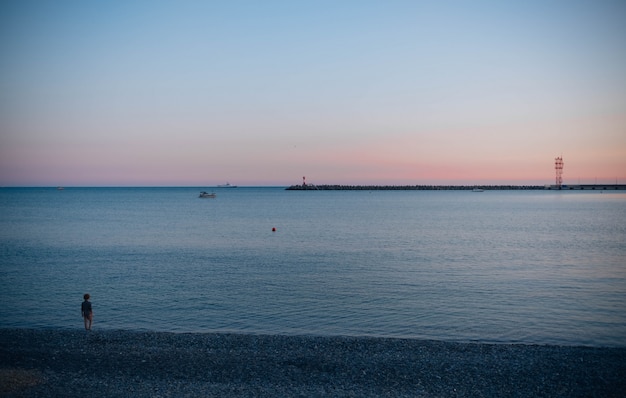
1 0 625 186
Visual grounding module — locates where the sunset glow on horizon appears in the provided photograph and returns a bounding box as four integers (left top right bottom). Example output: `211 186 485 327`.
1 1 625 187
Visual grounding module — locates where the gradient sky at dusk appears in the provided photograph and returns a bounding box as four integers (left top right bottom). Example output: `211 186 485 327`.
1 1 625 186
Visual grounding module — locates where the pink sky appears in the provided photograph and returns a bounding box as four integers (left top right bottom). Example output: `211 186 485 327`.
1 1 625 186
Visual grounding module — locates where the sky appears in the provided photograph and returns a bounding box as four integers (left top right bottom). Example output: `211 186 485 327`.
1 0 625 186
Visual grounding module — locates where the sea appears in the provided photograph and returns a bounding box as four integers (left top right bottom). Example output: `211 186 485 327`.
1 187 625 347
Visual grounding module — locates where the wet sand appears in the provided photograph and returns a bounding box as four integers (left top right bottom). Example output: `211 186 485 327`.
1 329 625 397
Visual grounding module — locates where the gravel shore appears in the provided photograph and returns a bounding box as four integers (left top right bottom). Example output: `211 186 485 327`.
1 329 624 397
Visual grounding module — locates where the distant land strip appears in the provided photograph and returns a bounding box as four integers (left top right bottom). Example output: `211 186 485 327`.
286 184 626 191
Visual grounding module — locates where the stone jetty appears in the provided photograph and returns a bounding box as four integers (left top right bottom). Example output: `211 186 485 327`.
286 184 545 191
286 184 626 191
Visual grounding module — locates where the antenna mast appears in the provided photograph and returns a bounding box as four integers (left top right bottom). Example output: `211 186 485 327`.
555 156 564 189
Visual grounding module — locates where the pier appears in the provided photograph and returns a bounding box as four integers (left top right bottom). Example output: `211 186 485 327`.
286 184 626 191
547 184 626 190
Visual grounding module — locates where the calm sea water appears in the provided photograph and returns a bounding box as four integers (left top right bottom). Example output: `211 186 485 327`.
1 187 625 347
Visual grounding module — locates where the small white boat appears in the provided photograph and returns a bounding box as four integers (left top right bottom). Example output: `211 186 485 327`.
199 191 216 198
217 182 237 188
472 188 484 192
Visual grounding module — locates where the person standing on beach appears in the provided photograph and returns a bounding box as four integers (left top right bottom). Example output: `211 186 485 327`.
81 294 93 330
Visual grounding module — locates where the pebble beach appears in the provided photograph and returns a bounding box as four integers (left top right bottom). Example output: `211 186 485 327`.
1 329 625 397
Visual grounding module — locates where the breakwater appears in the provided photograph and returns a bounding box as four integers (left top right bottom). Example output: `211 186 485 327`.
286 184 544 191
286 184 626 191
556 184 626 190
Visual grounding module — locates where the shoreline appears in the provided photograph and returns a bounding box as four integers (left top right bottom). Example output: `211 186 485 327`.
2 329 625 397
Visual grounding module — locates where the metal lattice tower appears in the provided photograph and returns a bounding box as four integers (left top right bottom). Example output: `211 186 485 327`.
555 156 564 188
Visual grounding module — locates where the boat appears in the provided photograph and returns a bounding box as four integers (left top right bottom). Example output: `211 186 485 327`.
472 188 484 192
217 182 237 188
199 191 216 198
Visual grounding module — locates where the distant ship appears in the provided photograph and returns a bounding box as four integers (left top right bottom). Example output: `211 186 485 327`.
217 182 237 188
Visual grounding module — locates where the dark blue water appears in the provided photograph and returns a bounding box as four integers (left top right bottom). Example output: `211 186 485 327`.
1 187 625 346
